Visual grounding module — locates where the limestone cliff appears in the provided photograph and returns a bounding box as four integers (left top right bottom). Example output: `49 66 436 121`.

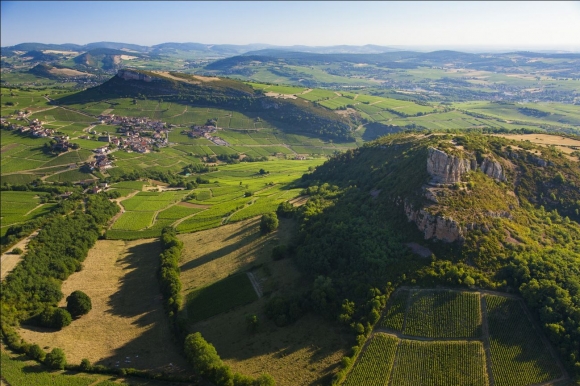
404 202 464 243
426 147 474 184
117 69 154 82
480 158 506 182
426 147 506 184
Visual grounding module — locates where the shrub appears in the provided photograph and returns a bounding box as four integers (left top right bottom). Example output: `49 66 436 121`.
271 244 287 260
39 307 72 329
45 348 67 370
28 344 46 361
11 247 23 254
66 290 92 317
246 314 259 333
80 358 92 371
260 213 278 234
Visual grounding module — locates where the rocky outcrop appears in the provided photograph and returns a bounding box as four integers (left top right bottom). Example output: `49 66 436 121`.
480 158 506 182
404 202 464 243
427 147 473 184
117 69 153 82
427 147 506 184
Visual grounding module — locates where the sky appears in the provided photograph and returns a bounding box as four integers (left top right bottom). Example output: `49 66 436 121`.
2 1 580 51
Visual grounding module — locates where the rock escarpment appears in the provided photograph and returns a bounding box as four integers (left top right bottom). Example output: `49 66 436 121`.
117 69 154 82
405 147 508 243
426 147 506 184
427 147 474 184
480 158 506 182
404 202 464 243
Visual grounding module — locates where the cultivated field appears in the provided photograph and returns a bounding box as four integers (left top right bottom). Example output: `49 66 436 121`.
346 289 564 386
18 239 189 374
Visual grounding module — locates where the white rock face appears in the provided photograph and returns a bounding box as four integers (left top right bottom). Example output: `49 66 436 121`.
480 158 506 182
404 202 463 243
426 147 506 184
117 69 153 82
427 147 472 184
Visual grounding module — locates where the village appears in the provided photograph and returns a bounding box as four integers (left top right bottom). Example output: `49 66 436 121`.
183 124 229 146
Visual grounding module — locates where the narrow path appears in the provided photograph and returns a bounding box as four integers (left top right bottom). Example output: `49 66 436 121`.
386 339 402 386
480 295 496 386
1 230 39 280
247 272 262 298
171 208 209 228
23 203 44 216
107 190 140 228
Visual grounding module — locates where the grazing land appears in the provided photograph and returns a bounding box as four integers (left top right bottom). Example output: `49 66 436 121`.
178 217 349 384
18 239 189 374
184 273 258 323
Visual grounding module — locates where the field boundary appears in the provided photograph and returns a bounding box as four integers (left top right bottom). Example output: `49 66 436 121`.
480 295 495 386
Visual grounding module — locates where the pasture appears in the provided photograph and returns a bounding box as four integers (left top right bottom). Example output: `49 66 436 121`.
18 239 190 374
178 217 349 385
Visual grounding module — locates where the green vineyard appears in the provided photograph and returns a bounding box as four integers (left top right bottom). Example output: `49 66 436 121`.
343 290 564 386
404 290 481 338
389 340 487 386
379 289 408 332
342 333 398 386
485 295 562 386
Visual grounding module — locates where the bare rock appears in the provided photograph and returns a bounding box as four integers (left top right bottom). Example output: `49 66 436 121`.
427 147 472 185
117 69 153 82
480 157 506 181
404 202 464 243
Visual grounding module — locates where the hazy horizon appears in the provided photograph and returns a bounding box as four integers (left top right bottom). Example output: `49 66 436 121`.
2 1 580 52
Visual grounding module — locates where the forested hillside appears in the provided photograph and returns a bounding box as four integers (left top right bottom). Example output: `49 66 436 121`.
283 133 580 381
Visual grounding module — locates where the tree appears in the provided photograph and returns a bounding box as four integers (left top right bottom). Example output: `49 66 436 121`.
260 213 278 234
45 348 66 370
246 314 259 333
259 168 268 175
28 344 45 361
40 307 72 329
66 290 92 317
80 358 92 371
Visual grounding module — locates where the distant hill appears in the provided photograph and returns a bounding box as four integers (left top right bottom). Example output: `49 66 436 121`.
72 48 149 71
21 50 62 62
29 63 94 79
55 69 355 141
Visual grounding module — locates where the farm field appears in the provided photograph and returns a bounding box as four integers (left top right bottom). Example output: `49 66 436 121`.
353 289 565 386
389 340 487 386
342 333 398 386
18 239 190 375
403 290 481 338
0 191 55 236
379 289 408 332
485 295 563 386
